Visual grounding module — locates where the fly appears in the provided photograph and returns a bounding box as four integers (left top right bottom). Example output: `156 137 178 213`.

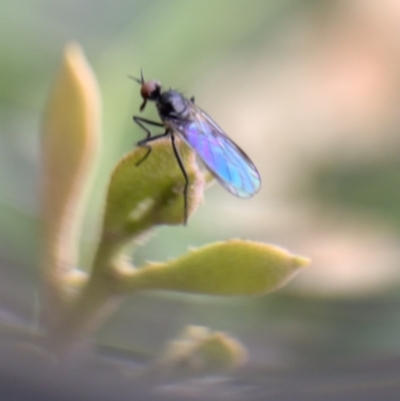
131 71 261 225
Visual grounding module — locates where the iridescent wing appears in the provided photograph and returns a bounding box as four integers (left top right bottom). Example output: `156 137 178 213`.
171 102 261 198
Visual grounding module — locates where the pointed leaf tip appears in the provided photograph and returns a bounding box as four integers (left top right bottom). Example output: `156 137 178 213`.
41 42 100 320
119 240 310 296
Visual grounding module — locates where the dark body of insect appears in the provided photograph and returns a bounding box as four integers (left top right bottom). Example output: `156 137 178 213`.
131 72 261 225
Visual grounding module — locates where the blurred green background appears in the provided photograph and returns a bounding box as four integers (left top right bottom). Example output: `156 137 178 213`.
2 0 400 399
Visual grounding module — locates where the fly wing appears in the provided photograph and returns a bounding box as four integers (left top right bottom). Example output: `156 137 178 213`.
172 104 261 198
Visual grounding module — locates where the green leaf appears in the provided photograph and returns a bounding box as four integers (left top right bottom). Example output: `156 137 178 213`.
117 240 310 295
41 43 100 319
100 137 206 245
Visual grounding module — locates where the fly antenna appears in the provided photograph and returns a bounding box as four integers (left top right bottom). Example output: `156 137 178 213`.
128 75 142 84
128 69 145 84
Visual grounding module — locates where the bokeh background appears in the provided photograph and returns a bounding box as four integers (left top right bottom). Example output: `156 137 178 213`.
2 0 400 399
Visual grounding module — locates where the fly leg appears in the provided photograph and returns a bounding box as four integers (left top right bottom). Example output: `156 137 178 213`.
133 116 168 165
134 117 189 225
170 132 189 225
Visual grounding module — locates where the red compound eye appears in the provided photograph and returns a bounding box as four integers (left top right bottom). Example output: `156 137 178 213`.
140 80 161 100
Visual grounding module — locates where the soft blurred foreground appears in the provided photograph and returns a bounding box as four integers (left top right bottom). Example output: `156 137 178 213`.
1 0 400 399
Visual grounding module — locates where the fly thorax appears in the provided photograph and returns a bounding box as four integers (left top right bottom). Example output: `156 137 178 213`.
157 91 190 121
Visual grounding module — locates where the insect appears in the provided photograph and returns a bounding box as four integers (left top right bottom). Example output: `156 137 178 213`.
131 71 261 225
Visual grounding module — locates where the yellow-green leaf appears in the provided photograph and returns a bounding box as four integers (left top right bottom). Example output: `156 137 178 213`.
41 43 100 317
100 138 206 243
117 240 310 295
